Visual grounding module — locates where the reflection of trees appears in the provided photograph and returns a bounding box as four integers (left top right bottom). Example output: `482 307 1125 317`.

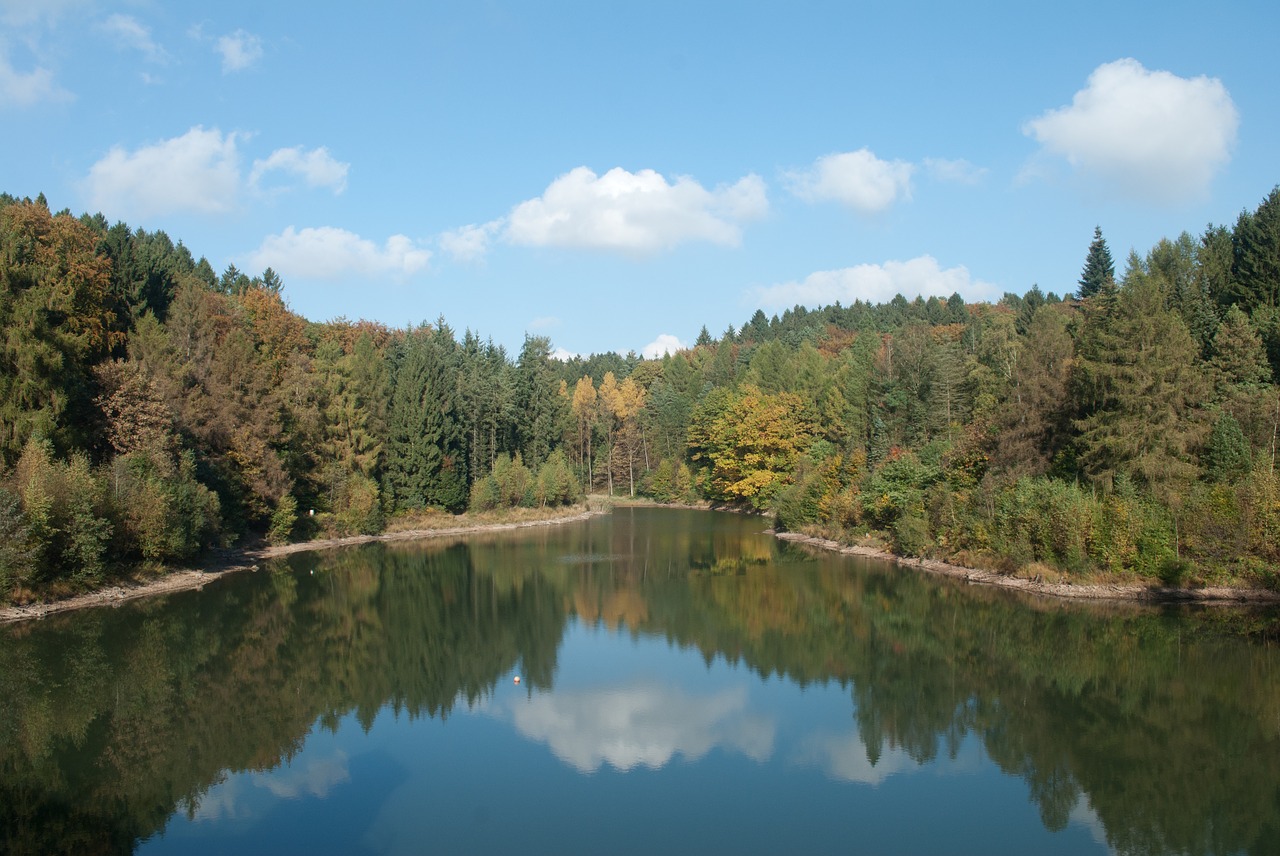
3 508 1279 855
0 539 569 855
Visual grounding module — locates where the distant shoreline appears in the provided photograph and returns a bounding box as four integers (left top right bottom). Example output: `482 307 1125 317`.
771 531 1280 604
0 509 605 625
5 505 1277 625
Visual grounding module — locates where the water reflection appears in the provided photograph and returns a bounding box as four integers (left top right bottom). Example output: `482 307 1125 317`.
504 680 774 773
2 507 1278 855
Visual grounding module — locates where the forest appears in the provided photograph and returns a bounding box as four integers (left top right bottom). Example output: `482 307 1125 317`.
1 185 1278 601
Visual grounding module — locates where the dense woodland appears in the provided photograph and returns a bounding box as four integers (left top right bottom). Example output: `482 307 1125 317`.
1 185 1279 600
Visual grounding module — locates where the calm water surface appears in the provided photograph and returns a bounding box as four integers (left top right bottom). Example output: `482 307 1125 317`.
3 508 1279 855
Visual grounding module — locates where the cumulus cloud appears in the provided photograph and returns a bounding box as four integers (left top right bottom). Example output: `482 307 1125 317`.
439 220 502 262
0 52 71 107
84 127 350 218
755 256 994 309
246 226 431 279
84 126 241 219
217 29 263 73
1023 58 1238 203
102 14 169 64
505 166 768 254
786 148 914 213
250 146 349 194
642 334 685 359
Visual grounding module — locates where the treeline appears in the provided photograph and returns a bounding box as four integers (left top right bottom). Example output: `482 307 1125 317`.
2 186 1279 598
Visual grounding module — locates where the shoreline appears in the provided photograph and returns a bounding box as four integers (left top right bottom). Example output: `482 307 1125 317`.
0 509 605 625
5 506 1278 625
772 531 1280 604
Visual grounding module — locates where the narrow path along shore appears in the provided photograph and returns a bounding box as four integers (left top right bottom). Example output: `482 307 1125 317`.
772 531 1280 604
0 509 604 625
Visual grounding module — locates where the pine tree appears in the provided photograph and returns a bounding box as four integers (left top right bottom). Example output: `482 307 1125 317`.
1233 186 1280 312
1072 276 1209 496
1078 226 1115 299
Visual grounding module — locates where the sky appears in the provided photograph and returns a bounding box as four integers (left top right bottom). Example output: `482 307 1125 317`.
2 1 1277 360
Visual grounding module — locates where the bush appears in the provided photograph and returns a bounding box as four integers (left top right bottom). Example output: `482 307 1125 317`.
469 454 535 511
269 494 298 545
14 438 113 587
535 450 578 507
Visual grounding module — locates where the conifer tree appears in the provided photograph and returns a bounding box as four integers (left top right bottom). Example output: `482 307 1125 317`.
1078 226 1115 299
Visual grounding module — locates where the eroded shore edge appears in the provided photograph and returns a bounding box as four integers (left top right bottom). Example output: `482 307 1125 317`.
772 531 1280 604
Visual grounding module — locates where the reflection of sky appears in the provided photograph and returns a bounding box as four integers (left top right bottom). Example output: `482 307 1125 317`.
794 729 989 786
141 620 1115 855
503 682 774 773
1070 794 1118 854
139 728 353 850
191 744 350 822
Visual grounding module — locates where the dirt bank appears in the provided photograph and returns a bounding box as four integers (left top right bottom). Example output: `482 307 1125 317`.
772 531 1280 604
0 509 604 625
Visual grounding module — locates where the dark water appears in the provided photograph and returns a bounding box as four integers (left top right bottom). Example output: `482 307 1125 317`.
3 508 1279 855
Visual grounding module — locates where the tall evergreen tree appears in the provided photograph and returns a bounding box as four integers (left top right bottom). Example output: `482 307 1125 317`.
1078 226 1115 299
1072 275 1209 496
382 324 468 511
514 335 568 468
1233 186 1280 312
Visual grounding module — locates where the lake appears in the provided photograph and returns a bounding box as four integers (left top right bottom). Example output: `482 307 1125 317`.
3 507 1279 855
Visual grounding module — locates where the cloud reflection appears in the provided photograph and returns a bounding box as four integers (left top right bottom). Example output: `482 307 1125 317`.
796 732 920 785
190 748 350 822
506 682 774 773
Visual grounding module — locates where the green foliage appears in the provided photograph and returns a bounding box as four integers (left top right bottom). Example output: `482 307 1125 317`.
1203 411 1252 483
14 438 112 586
469 453 534 511
1078 226 1115 299
4 188 1280 594
0 487 32 595
861 450 940 532
269 493 298 545
535 449 578 507
108 448 221 561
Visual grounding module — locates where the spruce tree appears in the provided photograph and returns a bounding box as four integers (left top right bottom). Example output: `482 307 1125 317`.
1078 226 1115 299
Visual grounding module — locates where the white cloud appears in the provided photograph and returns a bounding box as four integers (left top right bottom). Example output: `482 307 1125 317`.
755 256 995 309
550 347 580 362
0 52 71 107
439 220 502 262
505 166 767 254
642 334 685 359
102 14 169 64
250 146 349 194
84 126 241 219
786 148 914 213
924 157 987 185
1023 58 1238 203
217 29 263 73
246 226 431 279
505 683 774 773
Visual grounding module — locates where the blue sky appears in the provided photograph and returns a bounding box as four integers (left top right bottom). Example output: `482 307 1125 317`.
3 1 1277 359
